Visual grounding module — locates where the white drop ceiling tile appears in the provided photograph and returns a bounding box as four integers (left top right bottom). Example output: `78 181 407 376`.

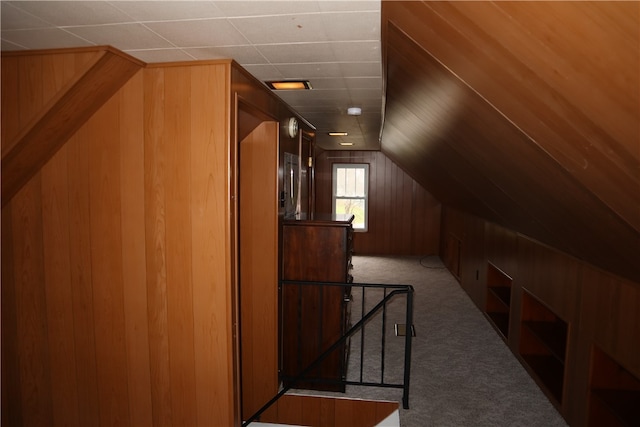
348 99 381 110
12 1 133 26
67 23 173 50
317 1 380 13
1 2 51 30
349 88 383 100
1 28 93 50
230 14 329 44
110 1 225 22
340 62 381 78
242 64 285 81
331 41 380 62
328 122 363 134
145 18 248 47
308 89 348 100
214 1 321 18
320 11 379 42
274 62 342 79
257 42 335 64
185 45 267 63
274 90 313 107
308 77 347 90
295 106 344 115
344 77 382 90
124 48 195 64
298 97 345 109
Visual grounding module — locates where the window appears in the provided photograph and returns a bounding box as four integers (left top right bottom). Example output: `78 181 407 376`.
332 163 369 231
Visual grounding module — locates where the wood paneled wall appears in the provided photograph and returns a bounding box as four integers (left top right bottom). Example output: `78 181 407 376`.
1 48 102 427
440 205 640 426
2 51 237 426
315 150 441 255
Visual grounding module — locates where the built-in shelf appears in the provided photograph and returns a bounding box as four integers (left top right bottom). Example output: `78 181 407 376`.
485 263 512 339
522 320 567 361
519 290 568 406
588 346 640 427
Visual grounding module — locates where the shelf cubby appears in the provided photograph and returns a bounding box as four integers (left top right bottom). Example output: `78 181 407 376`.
588 345 640 427
519 290 568 406
485 262 512 339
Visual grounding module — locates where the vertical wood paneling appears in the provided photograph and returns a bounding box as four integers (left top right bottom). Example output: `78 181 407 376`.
41 145 80 427
399 171 412 251
67 126 101 426
382 153 393 252
239 121 279 420
2 50 261 427
517 236 581 322
580 270 640 376
88 95 130 426
12 177 53 426
276 394 302 424
1 58 19 150
319 397 335 426
485 221 518 277
40 50 80 427
143 67 173 427
18 55 44 135
315 150 440 255
164 67 198 426
299 394 321 426
118 72 153 425
1 206 22 426
189 64 235 426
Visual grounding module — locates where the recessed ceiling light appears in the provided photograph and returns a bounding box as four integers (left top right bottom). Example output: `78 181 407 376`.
347 107 362 116
329 132 348 136
339 142 354 146
265 80 312 90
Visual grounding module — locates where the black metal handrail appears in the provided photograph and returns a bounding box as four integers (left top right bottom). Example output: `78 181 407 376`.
242 280 414 426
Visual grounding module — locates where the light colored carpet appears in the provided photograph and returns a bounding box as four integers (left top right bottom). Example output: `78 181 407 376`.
291 255 567 427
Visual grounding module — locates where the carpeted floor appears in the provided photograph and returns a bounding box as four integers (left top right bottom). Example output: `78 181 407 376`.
291 255 567 427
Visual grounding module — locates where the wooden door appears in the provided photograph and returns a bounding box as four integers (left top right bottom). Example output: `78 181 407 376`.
239 120 279 421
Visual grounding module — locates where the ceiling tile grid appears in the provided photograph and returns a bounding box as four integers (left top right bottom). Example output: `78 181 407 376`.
1 0 383 149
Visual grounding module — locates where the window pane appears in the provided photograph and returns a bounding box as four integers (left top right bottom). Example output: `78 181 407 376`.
336 198 366 229
336 168 346 196
346 168 356 196
356 168 365 195
333 163 368 231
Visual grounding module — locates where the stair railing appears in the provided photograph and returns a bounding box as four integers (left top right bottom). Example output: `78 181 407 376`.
242 281 414 426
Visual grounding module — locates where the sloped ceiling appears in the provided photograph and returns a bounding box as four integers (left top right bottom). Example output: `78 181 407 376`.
380 1 639 282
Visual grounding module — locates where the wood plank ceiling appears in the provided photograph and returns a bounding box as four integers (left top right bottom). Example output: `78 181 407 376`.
380 1 639 282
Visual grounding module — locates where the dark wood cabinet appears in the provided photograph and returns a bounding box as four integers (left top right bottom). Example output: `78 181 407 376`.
280 214 354 392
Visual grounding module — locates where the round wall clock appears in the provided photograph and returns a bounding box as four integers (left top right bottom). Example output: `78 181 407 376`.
286 117 299 138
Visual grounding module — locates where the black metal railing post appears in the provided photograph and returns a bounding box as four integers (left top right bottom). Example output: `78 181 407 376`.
402 286 414 409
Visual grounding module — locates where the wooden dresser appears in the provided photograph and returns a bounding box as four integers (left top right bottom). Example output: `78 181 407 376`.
280 214 354 392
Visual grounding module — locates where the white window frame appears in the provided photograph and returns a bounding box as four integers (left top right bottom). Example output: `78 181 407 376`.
332 163 369 232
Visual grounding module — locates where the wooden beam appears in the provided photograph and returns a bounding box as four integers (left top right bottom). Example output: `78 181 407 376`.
2 48 143 207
